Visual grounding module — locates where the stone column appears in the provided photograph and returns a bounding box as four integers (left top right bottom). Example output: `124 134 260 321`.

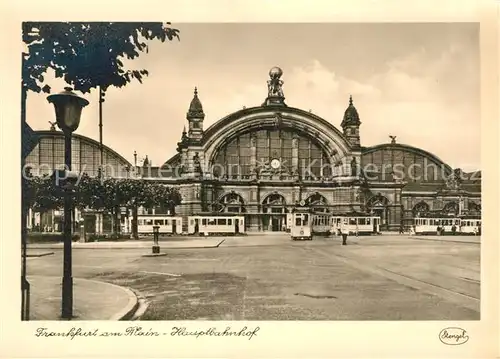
27 208 32 229
180 148 189 177
246 206 260 232
247 185 261 231
462 197 467 211
74 208 80 223
51 211 55 232
125 212 130 234
199 152 206 176
292 134 299 175
250 134 257 177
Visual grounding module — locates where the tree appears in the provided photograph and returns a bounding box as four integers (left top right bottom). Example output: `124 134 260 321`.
22 22 181 236
115 179 183 238
23 173 65 231
25 173 62 212
26 175 183 236
74 173 107 212
22 22 180 94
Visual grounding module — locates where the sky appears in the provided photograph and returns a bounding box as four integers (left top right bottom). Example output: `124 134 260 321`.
25 23 480 171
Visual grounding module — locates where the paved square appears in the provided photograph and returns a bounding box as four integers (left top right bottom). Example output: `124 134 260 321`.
26 235 480 320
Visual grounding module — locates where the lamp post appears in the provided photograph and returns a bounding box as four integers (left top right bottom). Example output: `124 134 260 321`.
47 87 89 320
152 225 160 254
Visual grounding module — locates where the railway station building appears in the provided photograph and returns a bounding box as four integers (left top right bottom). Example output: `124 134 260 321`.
25 67 481 233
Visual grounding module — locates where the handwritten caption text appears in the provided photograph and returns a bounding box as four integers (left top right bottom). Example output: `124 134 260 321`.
34 326 260 341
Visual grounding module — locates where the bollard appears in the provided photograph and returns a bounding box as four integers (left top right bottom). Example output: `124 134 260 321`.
79 224 85 243
152 225 160 254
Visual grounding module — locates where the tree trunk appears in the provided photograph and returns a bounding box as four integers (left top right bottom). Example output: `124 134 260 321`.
71 207 76 235
170 203 176 216
31 208 36 231
114 205 120 235
110 208 115 235
132 205 138 239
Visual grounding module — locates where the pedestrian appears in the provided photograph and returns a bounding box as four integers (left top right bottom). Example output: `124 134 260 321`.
436 225 441 236
451 224 457 236
473 226 478 236
341 225 348 245
399 225 404 234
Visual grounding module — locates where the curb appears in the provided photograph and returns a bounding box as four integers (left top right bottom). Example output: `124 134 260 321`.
410 236 480 245
28 241 226 250
216 239 226 247
127 288 149 320
141 253 168 257
27 251 55 257
102 282 139 321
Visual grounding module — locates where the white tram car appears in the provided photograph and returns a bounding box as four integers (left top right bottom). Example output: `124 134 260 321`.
414 216 481 235
459 218 481 235
328 215 380 235
134 215 183 235
413 217 459 235
310 213 380 235
187 214 245 235
288 211 381 238
290 211 312 240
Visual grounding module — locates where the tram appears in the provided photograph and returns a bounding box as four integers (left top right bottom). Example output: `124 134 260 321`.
459 217 481 235
187 213 245 235
309 213 380 235
289 207 381 238
413 216 481 235
328 215 380 235
290 209 313 240
134 215 183 235
311 213 331 235
413 217 459 234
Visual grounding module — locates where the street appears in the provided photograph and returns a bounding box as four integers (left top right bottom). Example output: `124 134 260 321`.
26 235 480 320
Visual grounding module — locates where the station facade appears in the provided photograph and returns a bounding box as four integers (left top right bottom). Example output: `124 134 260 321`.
26 67 481 233
142 67 481 231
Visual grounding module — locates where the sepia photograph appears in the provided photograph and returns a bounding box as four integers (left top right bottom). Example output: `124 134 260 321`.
20 22 481 322
1 1 498 358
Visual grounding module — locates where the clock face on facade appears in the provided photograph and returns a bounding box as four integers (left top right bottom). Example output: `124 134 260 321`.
270 158 281 169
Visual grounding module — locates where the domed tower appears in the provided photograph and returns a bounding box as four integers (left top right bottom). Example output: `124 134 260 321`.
341 95 361 148
187 87 205 140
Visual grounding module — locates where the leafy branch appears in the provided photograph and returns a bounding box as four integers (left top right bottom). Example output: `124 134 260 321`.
22 22 180 94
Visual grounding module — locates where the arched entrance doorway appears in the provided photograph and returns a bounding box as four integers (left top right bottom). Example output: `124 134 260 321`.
412 201 430 217
305 193 329 213
262 193 286 232
215 192 246 213
468 201 481 216
442 202 459 216
367 194 390 230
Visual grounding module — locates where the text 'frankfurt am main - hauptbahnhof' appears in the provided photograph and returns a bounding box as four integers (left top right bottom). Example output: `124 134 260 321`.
25 67 481 233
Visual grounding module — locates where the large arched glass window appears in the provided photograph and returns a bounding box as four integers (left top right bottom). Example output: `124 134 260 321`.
212 128 331 179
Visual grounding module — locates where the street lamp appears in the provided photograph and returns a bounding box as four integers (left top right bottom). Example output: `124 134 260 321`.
152 225 160 254
47 87 89 320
